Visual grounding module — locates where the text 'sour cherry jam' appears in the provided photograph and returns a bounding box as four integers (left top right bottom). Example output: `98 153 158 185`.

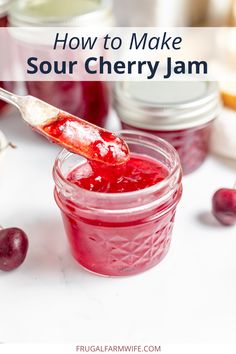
114 81 221 175
53 131 182 277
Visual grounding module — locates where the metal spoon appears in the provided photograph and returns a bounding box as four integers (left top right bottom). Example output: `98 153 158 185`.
0 88 129 165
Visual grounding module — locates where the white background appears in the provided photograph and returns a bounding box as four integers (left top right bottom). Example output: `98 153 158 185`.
0 107 236 351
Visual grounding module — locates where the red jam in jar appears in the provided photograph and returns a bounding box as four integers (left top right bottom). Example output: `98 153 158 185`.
53 131 182 276
67 155 169 193
114 81 221 175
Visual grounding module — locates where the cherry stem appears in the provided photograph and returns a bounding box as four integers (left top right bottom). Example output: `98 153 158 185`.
1 142 17 151
8 142 17 149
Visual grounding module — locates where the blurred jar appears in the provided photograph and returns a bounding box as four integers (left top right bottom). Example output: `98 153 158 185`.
0 0 9 26
113 0 209 26
0 0 14 115
9 0 114 127
114 81 220 175
207 0 232 26
229 0 236 25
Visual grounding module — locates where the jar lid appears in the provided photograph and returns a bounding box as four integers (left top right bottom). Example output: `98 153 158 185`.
0 0 11 16
9 0 114 27
114 81 221 131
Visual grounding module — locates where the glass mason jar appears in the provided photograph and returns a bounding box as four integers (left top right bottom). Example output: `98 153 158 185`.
0 0 14 114
53 131 182 277
114 81 221 175
9 0 113 127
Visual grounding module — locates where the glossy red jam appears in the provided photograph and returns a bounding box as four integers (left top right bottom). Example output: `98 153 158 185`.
53 132 183 276
67 155 169 193
26 81 109 127
61 155 174 276
122 122 213 175
38 112 129 165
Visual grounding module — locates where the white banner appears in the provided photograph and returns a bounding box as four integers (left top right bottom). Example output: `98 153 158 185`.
0 27 236 81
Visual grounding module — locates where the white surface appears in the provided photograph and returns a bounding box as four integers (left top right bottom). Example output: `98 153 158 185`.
210 107 236 160
0 107 236 346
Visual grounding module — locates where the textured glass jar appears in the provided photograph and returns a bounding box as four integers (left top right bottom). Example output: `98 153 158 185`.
0 0 14 114
114 81 221 175
53 131 182 277
9 0 113 127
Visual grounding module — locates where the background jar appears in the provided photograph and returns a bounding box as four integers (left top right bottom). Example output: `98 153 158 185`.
0 0 11 26
53 131 182 277
0 0 15 114
9 0 114 127
114 81 221 175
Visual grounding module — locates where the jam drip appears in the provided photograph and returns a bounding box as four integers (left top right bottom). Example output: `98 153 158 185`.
39 112 129 166
67 154 169 193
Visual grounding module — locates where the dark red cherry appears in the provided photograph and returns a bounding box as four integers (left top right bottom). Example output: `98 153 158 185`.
0 228 29 271
212 188 236 226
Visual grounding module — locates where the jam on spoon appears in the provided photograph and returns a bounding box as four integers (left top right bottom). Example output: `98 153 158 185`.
0 88 129 166
39 112 129 166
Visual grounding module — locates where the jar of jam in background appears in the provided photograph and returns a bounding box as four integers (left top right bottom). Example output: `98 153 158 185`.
114 81 221 175
0 0 10 26
0 0 15 114
9 0 114 127
53 131 182 277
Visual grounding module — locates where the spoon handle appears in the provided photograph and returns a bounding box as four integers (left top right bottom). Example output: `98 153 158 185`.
0 88 21 109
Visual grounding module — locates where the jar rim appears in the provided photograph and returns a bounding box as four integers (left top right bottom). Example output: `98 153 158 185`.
53 130 182 201
114 81 221 131
9 0 114 27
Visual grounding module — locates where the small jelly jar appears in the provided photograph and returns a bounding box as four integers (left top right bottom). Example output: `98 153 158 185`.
0 0 14 114
53 131 182 277
114 82 221 175
9 0 113 127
